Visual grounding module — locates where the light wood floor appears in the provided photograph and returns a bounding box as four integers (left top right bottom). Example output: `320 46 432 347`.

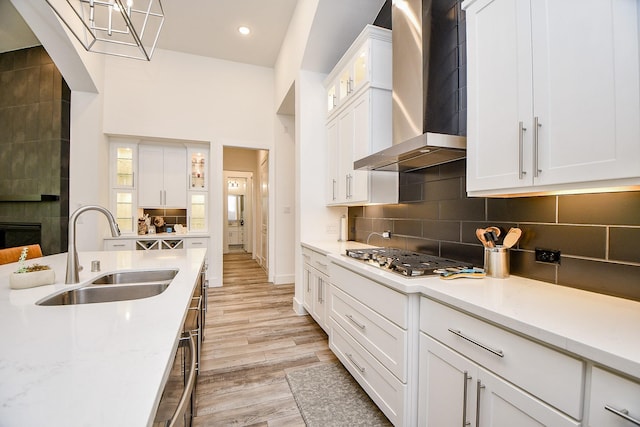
193 252 337 426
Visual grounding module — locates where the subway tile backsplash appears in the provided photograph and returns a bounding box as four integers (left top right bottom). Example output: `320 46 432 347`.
349 159 640 302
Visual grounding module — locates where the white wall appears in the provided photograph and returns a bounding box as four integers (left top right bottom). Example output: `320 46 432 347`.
274 114 296 284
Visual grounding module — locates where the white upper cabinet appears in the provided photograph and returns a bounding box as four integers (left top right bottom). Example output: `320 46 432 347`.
138 145 187 207
187 147 208 191
325 25 397 206
109 140 138 234
464 0 640 196
326 25 392 116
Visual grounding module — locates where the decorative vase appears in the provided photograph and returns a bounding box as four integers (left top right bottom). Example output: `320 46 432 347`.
10 269 56 290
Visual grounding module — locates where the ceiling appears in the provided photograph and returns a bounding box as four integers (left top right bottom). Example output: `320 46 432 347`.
1 0 299 67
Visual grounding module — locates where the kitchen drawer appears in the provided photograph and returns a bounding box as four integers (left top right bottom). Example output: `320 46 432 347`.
330 321 405 426
420 297 584 419
330 285 407 382
103 239 134 251
184 238 208 249
330 262 408 328
588 366 640 426
301 246 329 275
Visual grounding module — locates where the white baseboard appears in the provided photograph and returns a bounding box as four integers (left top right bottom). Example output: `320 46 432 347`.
292 297 308 315
273 273 295 285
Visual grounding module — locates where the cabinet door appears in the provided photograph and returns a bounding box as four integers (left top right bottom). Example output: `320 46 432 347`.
112 189 135 234
588 366 640 427
326 118 339 204
188 192 207 232
465 0 534 192
188 147 207 191
338 107 355 202
302 264 313 312
163 146 187 207
138 145 165 206
350 93 371 203
477 367 580 427
419 334 477 427
532 0 640 186
312 272 328 331
111 143 137 188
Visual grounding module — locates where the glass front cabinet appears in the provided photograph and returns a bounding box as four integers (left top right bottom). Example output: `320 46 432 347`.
110 141 138 234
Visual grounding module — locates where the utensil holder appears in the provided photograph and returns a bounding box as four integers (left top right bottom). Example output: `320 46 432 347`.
484 246 510 278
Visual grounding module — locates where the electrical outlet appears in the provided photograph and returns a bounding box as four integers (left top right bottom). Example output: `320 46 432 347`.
535 248 561 264
382 231 391 239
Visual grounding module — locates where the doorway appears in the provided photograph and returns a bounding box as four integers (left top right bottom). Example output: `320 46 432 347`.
224 175 251 253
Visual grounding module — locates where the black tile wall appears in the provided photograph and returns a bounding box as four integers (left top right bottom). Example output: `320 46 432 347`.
349 159 640 302
0 47 70 255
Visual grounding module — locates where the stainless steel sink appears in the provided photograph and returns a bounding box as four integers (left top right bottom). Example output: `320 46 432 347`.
37 283 170 306
90 269 178 285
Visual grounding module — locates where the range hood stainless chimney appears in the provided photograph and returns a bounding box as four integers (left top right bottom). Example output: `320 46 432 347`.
355 0 466 173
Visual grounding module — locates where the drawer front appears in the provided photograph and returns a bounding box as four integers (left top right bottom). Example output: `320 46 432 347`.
330 262 408 328
301 246 330 275
330 285 407 382
589 366 640 426
184 238 208 249
104 239 134 251
420 297 584 419
330 322 405 426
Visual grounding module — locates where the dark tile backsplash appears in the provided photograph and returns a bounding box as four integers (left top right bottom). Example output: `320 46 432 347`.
349 159 640 302
0 47 70 255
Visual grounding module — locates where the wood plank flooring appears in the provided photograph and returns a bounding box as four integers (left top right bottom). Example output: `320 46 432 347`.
193 252 336 426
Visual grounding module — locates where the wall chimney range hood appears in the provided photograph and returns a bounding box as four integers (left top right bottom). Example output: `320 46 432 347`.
355 0 467 173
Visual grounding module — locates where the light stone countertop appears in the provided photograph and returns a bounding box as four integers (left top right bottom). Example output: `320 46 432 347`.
304 240 640 380
0 248 207 427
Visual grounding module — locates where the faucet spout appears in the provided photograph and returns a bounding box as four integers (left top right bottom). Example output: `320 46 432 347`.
66 205 121 284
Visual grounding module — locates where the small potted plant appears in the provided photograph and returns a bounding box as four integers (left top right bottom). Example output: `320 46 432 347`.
9 247 55 290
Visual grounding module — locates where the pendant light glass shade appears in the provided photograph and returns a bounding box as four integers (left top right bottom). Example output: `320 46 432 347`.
45 0 164 61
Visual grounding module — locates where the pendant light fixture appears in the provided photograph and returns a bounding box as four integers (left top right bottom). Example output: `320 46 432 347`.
45 0 164 61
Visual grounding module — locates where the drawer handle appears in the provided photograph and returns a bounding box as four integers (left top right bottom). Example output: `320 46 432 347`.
448 328 504 358
191 242 203 245
605 405 640 426
345 314 366 330
346 352 366 373
316 262 327 268
302 253 311 259
112 244 126 247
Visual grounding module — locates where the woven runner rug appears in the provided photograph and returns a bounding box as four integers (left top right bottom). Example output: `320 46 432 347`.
285 362 392 427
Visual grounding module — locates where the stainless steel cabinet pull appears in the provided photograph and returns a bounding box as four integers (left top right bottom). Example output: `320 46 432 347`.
306 271 311 292
113 244 126 247
169 332 197 427
462 371 471 427
160 190 163 205
346 352 366 373
332 179 337 200
605 405 640 425
448 328 504 357
302 253 310 260
317 279 323 303
476 380 485 427
346 314 366 330
191 242 202 245
533 116 541 177
316 262 327 268
518 121 526 179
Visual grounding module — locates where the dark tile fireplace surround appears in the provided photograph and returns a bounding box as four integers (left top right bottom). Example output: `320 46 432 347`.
349 160 640 302
0 46 70 255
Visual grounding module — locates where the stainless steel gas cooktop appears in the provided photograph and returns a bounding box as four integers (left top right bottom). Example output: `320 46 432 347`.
345 247 474 277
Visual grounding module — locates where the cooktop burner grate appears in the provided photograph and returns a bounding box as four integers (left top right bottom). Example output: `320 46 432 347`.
344 247 474 277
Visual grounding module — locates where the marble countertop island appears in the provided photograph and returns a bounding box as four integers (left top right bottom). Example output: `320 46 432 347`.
0 248 207 427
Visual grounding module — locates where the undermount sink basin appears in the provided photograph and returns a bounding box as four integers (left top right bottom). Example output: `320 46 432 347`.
37 283 170 306
90 269 178 285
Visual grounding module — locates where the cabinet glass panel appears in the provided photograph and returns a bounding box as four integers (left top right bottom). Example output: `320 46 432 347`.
353 49 368 87
190 151 206 189
339 69 351 101
116 147 134 187
115 192 133 233
327 85 337 113
190 193 206 231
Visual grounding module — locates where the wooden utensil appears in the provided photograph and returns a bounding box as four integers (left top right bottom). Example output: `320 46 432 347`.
485 226 501 238
503 227 522 248
476 228 489 247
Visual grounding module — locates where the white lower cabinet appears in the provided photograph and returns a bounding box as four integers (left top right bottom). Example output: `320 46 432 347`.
104 239 135 251
301 246 330 333
588 366 640 427
419 335 580 427
419 297 584 426
328 261 412 426
104 236 209 252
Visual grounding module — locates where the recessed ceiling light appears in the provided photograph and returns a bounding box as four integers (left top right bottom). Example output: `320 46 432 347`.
238 26 251 36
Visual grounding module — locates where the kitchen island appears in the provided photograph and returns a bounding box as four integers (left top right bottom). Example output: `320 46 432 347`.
0 248 207 426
